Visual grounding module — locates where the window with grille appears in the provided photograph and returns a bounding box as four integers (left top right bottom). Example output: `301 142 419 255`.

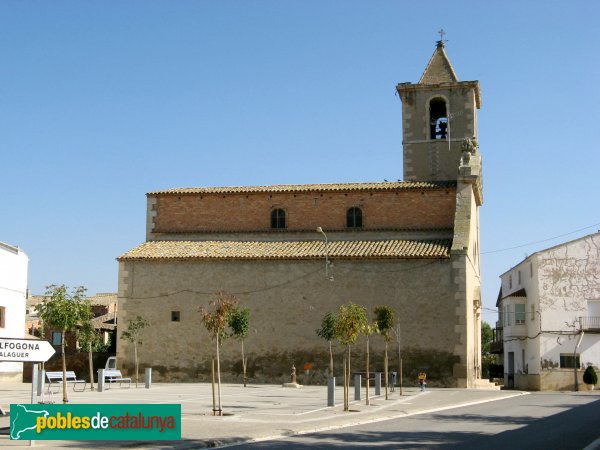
271 208 286 229
560 354 580 369
346 207 363 228
515 304 526 324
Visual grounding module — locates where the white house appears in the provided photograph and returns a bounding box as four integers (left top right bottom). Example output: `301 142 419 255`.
495 232 600 390
0 241 29 382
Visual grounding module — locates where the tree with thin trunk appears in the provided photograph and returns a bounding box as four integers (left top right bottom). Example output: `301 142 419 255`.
316 312 336 377
333 302 367 412
120 315 149 388
35 285 89 404
228 306 250 387
394 324 403 396
374 306 395 400
200 291 238 416
363 321 378 405
76 312 103 391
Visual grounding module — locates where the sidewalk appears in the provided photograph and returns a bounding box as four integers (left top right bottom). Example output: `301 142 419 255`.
0 381 525 449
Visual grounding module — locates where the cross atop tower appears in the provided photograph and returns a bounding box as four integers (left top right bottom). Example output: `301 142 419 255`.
437 28 447 48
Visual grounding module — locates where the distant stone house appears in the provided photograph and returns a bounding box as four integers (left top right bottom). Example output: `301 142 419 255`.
117 41 490 388
494 232 600 390
0 241 28 382
27 293 118 353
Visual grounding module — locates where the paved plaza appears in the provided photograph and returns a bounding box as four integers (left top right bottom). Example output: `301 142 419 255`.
0 381 524 448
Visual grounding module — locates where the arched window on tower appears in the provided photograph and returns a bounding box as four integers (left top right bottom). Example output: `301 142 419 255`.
346 207 363 228
271 208 286 229
429 98 448 140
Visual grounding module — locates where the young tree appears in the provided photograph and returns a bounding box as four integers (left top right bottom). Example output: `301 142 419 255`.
76 312 98 391
120 315 149 388
316 312 336 377
35 285 90 403
394 324 403 396
374 306 395 399
200 291 238 416
363 321 378 406
333 302 367 412
228 306 250 387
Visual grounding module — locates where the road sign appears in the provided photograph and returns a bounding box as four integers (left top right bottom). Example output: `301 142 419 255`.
0 337 55 362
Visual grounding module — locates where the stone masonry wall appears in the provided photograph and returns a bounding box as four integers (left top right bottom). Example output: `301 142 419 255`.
117 258 459 386
150 189 456 234
401 86 478 182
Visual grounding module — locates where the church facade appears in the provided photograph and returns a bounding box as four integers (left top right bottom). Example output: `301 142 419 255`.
117 42 486 388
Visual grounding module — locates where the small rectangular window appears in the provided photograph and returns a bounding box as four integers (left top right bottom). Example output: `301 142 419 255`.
530 263 533 278
171 311 180 322
0 306 5 328
560 354 580 369
51 331 62 346
509 274 512 289
518 270 521 285
515 304 526 324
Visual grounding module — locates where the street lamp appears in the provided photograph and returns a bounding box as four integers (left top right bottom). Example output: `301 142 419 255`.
316 227 333 281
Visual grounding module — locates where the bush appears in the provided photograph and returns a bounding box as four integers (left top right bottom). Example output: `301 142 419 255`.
583 365 598 385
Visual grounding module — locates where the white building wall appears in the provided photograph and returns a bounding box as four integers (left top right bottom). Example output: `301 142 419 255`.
499 233 600 390
0 242 28 381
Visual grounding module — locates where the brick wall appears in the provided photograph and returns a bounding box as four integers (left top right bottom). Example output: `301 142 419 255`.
151 188 456 233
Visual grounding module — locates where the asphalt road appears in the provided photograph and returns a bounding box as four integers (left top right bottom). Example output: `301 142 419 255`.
232 392 600 449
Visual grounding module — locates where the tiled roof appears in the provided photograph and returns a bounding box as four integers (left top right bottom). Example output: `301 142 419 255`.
26 293 117 307
88 293 117 306
91 312 117 330
148 181 456 196
118 239 452 261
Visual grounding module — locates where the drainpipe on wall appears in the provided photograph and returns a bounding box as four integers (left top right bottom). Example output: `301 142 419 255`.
574 326 585 391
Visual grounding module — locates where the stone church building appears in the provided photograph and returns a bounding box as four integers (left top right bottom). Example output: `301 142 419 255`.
117 41 487 387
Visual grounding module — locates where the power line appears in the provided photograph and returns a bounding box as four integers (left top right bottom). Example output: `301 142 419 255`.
481 221 600 255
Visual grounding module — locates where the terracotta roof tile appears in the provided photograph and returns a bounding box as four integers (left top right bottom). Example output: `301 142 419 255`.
118 239 452 261
148 181 455 196
91 312 117 330
26 293 117 307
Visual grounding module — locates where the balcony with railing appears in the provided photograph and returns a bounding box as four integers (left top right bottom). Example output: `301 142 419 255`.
490 328 503 354
580 316 600 332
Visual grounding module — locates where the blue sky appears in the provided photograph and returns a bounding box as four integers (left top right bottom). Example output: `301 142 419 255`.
1 1 598 323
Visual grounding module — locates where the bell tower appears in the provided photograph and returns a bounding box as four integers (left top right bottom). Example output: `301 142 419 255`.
397 39 481 182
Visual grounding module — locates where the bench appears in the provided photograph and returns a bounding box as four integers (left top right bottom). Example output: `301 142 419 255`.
103 369 131 389
46 371 87 394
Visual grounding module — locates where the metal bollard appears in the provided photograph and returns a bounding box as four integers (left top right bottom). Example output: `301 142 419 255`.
37 367 45 397
354 374 361 401
98 369 105 392
31 364 38 403
375 372 381 396
145 368 152 389
327 376 335 406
